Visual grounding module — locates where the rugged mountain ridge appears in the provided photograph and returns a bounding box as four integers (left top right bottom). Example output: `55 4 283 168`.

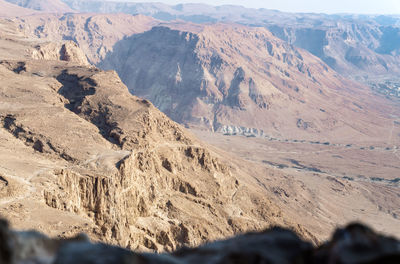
0 1 399 251
0 18 313 252
13 13 159 64
265 21 400 80
12 7 399 142
99 23 399 143
0 60 286 251
59 1 400 99
31 41 90 65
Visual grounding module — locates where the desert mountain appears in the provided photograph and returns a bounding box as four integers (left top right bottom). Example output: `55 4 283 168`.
11 5 399 143
4 0 74 13
265 20 400 86
61 1 400 99
99 23 399 143
0 2 399 249
60 0 324 22
0 17 314 252
13 13 159 64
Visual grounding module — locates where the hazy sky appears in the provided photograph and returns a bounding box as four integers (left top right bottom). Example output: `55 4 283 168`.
122 0 400 14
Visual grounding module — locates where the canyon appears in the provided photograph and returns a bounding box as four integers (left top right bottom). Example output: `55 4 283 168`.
0 12 313 252
57 0 400 100
0 0 398 257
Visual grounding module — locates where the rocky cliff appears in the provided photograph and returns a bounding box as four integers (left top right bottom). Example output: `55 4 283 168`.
99 23 399 143
31 41 90 65
61 1 400 77
12 8 399 142
266 22 400 79
0 59 292 251
60 1 400 99
13 13 159 64
0 18 311 252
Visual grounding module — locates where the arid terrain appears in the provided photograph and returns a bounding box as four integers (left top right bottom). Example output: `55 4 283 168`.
0 10 314 252
193 129 400 238
58 0 400 101
0 0 399 256
98 22 400 145
13 12 159 64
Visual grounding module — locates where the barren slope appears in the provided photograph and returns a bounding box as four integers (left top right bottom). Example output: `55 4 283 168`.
14 13 159 64
193 129 400 240
0 18 314 251
0 5 399 249
100 23 399 144
14 12 398 144
60 1 400 100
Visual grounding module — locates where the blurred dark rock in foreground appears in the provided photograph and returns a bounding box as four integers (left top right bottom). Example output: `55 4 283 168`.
0 219 399 264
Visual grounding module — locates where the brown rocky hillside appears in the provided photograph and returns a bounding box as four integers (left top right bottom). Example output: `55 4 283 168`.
14 13 159 64
14 12 399 144
0 1 398 251
0 17 313 252
99 23 399 143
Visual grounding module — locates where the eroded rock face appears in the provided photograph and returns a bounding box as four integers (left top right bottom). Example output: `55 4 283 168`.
1 219 399 264
0 17 293 251
15 13 159 64
42 143 247 251
99 23 398 143
267 24 400 78
0 55 290 252
31 41 90 66
59 1 400 98
10 10 400 142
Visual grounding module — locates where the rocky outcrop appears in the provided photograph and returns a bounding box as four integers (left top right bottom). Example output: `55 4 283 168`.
31 41 90 66
42 143 252 251
0 56 291 252
1 219 399 264
38 66 286 251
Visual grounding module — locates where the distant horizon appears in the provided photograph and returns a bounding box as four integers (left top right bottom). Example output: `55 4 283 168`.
103 0 400 15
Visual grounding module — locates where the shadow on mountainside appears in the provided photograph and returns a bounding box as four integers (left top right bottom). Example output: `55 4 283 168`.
56 69 122 147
